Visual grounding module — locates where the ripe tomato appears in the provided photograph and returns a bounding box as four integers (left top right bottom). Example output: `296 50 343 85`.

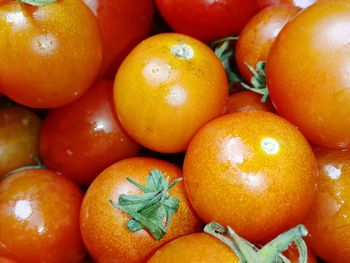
147 233 238 263
0 0 102 108
183 111 318 242
39 80 140 185
303 148 350 262
114 33 228 153
0 257 17 263
0 106 41 177
258 0 317 9
155 0 257 42
0 169 85 262
83 0 154 77
236 4 300 81
80 157 202 263
225 91 275 113
266 0 350 150
284 244 317 263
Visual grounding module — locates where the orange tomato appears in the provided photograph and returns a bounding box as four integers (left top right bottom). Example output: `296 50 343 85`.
183 111 318 242
0 169 85 262
114 33 228 153
80 157 202 263
225 91 275 113
147 233 238 263
284 244 317 263
303 148 350 262
83 0 154 77
236 4 301 81
0 106 41 177
0 257 17 263
0 0 102 108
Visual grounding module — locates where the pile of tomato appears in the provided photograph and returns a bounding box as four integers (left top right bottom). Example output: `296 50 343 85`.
0 0 349 262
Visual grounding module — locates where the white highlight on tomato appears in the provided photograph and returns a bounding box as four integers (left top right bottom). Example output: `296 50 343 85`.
261 137 280 155
166 85 188 106
14 200 32 220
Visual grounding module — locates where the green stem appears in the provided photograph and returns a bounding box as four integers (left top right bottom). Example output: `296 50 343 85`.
18 0 56 6
3 156 46 178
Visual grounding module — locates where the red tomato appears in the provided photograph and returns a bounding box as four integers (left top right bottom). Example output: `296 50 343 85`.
225 91 275 113
0 0 102 108
183 111 318 242
83 0 154 77
258 0 317 9
155 0 258 42
80 157 202 263
0 257 17 263
236 4 301 81
40 80 140 185
0 169 85 262
266 0 350 150
0 105 41 177
304 148 350 262
114 33 228 153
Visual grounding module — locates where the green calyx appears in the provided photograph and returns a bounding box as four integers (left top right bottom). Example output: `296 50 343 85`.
18 0 56 7
110 170 182 241
2 156 46 178
241 61 269 103
204 222 308 263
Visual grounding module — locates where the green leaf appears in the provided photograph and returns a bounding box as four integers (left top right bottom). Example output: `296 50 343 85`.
110 169 182 240
18 0 56 6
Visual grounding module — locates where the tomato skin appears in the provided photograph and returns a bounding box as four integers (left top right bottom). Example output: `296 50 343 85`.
83 0 154 77
114 33 228 153
258 0 317 9
80 157 202 263
0 0 102 108
284 244 317 263
155 0 258 42
39 80 140 185
266 0 350 150
0 106 41 177
0 169 85 262
236 4 300 81
225 91 275 113
147 233 238 263
183 111 318 242
0 257 17 263
303 148 350 262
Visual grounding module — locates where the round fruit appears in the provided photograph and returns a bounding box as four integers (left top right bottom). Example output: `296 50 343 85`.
40 80 140 185
266 0 350 150
303 148 350 262
0 169 85 262
183 111 318 242
0 106 41 177
80 157 202 263
0 0 102 108
114 33 228 153
225 91 275 113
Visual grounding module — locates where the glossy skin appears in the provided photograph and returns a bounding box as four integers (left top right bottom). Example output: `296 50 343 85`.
0 169 85 262
225 91 275 113
267 0 350 150
83 0 154 77
284 245 317 263
80 157 202 263
156 0 257 42
114 33 228 153
147 233 238 263
0 0 102 108
40 80 140 185
258 0 317 9
0 106 41 177
236 4 300 81
183 111 318 242
303 148 350 262
0 257 17 263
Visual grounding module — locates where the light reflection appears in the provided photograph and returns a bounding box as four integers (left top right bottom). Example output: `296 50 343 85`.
14 200 32 220
241 172 268 192
324 164 342 180
166 85 188 106
219 136 251 165
261 137 280 155
5 11 28 30
32 34 58 56
142 59 176 86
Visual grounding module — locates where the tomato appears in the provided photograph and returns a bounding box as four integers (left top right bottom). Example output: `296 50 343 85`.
83 0 154 77
258 0 317 9
0 106 41 177
155 0 257 42
114 33 228 153
0 257 17 263
0 169 85 262
0 0 102 108
236 4 300 81
225 91 275 113
39 80 140 185
183 111 318 242
147 233 238 263
284 244 317 263
80 157 202 263
266 0 350 150
303 148 350 262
